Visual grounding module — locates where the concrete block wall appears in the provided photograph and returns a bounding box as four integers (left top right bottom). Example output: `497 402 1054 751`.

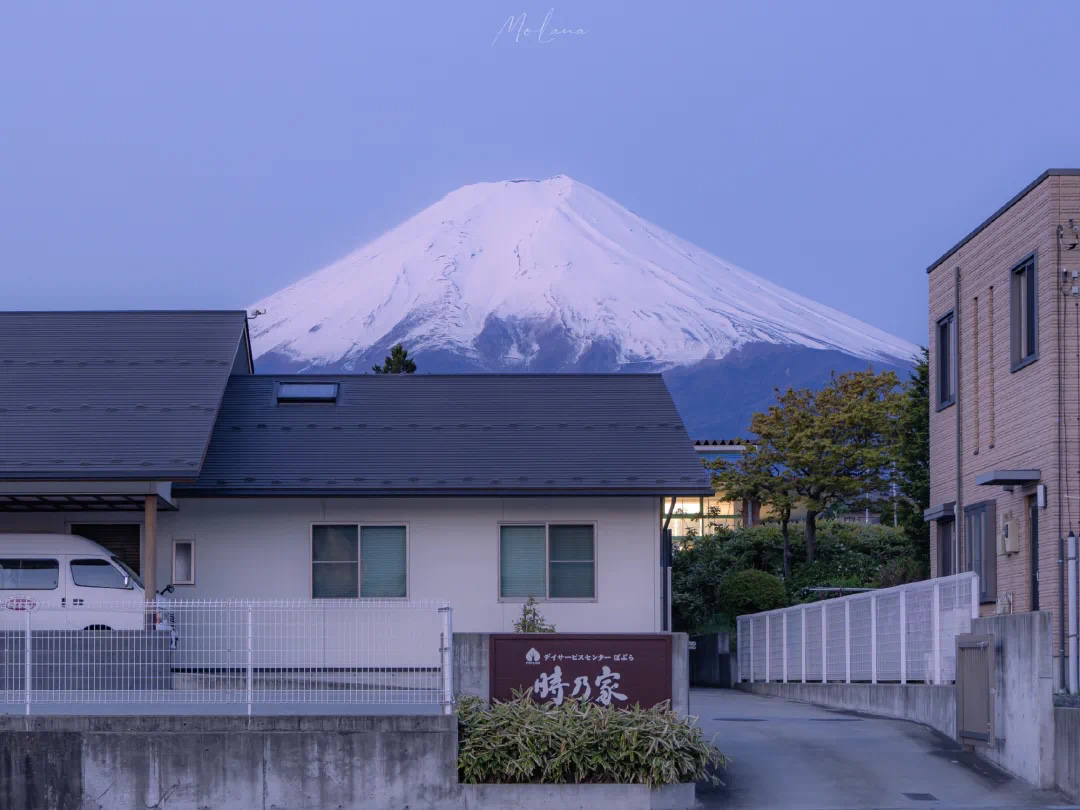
971 611 1056 788
0 715 463 810
1055 707 1080 802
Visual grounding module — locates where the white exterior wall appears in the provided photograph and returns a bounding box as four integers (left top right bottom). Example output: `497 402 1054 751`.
0 496 665 633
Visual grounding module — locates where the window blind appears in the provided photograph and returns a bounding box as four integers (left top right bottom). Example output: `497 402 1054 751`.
500 525 546 598
360 526 407 597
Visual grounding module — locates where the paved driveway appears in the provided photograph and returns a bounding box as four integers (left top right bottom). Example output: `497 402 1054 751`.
692 689 1074 810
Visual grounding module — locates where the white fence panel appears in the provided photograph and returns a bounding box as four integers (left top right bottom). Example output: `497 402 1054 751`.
0 599 452 715
737 573 978 686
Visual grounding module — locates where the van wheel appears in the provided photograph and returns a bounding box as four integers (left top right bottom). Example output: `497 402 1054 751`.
83 624 113 631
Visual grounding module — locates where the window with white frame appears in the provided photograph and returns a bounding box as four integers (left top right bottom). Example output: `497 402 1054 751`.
499 524 595 600
311 525 407 598
172 540 195 585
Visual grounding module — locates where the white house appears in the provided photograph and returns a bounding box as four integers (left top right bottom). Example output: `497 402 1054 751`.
0 311 712 633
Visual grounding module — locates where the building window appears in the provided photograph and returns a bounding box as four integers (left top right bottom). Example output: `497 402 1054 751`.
987 286 995 447
1010 254 1037 370
499 524 595 600
936 311 955 410
172 540 195 586
937 519 955 576
311 525 407 598
972 296 980 451
0 559 59 590
70 558 131 589
964 501 997 604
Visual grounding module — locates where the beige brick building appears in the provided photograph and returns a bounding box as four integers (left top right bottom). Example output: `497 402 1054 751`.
926 169 1080 687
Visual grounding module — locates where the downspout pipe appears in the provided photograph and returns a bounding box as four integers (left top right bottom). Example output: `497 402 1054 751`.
1069 531 1078 694
1059 225 1068 689
661 496 677 632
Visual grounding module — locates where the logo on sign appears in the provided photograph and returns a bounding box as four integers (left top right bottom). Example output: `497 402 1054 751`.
2 595 39 612
525 647 541 664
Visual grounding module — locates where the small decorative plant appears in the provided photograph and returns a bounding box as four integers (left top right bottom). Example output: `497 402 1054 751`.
457 693 728 786
513 596 555 633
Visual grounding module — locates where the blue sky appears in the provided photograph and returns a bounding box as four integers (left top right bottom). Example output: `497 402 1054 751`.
1 1 1076 345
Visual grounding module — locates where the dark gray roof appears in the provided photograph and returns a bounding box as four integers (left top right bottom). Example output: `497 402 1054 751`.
178 374 712 496
927 169 1080 274
0 311 250 481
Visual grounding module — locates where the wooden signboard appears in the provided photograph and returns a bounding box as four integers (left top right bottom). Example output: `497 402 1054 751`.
489 633 673 709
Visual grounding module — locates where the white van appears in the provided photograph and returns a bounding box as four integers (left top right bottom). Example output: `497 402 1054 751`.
0 533 153 631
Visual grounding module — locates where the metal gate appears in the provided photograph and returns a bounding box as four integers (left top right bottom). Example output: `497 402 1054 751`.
955 633 995 745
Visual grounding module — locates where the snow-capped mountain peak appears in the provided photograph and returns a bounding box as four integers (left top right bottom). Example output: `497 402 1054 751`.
249 176 918 373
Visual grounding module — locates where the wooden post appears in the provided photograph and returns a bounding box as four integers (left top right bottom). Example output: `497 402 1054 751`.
143 495 157 603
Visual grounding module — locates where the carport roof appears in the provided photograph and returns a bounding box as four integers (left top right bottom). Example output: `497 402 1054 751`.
178 373 713 497
0 311 251 481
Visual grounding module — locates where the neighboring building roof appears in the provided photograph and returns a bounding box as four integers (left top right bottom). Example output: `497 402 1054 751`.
693 439 746 452
926 169 1080 274
179 374 713 497
0 311 251 481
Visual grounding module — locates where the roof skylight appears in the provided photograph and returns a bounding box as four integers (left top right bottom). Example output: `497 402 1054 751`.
276 382 339 404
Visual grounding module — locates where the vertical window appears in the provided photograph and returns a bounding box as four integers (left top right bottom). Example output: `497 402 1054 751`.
987 286 995 447
964 501 997 603
172 540 195 586
937 520 955 577
972 296 980 450
1011 255 1037 370
936 311 956 409
311 525 406 598
499 524 596 600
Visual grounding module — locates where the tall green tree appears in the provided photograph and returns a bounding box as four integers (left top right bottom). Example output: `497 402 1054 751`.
723 370 901 563
883 349 930 569
372 344 417 374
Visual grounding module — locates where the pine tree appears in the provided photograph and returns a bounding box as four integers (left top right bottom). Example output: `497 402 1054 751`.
372 344 417 374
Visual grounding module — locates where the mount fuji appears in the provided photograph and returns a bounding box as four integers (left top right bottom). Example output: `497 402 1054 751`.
250 176 918 436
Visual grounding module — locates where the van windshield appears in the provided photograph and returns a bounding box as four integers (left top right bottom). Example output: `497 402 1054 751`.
111 556 144 590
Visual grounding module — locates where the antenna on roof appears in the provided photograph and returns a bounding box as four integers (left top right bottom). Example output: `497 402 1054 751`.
248 309 266 320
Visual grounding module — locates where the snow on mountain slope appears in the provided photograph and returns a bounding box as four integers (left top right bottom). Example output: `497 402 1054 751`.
249 176 918 372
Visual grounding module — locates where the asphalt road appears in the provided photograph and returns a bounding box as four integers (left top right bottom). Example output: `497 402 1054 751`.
692 689 1075 810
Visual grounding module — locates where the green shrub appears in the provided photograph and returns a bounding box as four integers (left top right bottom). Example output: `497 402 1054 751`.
513 596 555 633
718 569 787 616
672 520 928 632
457 694 727 787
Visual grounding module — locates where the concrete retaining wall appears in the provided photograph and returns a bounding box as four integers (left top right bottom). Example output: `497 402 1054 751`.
971 612 1056 788
453 632 690 716
0 715 699 810
1055 707 1080 802
0 714 462 810
739 682 957 738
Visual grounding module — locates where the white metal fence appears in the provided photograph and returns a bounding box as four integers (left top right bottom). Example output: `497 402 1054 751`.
737 573 978 685
0 599 452 715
